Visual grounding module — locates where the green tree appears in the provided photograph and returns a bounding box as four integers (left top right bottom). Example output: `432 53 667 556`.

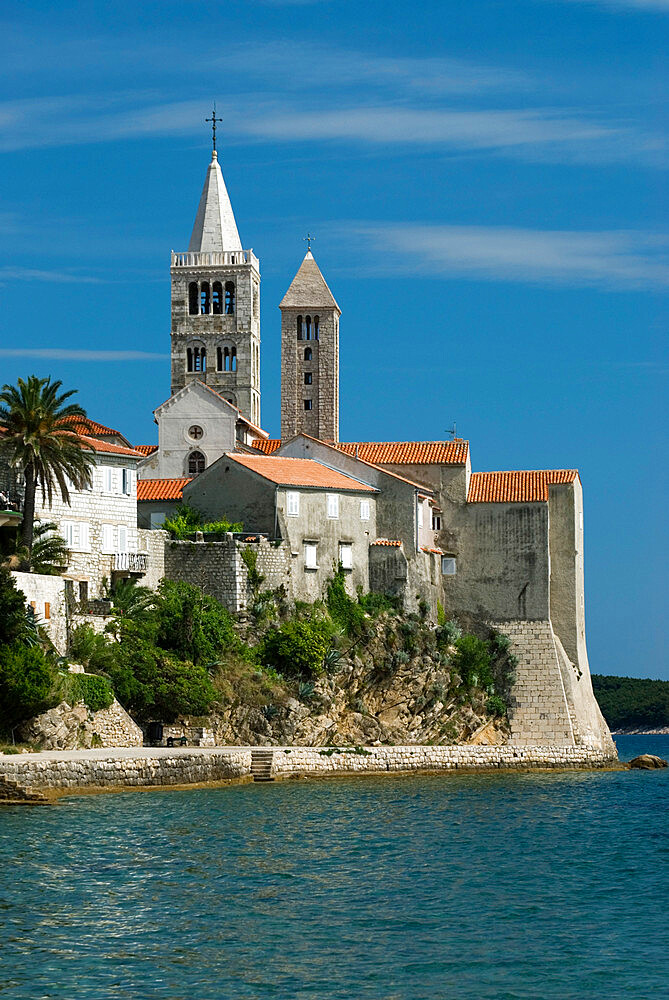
0 644 56 730
0 566 30 646
260 619 332 679
0 376 95 553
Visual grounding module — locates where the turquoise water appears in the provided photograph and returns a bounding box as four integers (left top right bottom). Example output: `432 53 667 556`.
1 735 667 1000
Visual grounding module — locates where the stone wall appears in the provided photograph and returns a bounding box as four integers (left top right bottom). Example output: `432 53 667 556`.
12 571 68 651
164 535 290 611
0 742 617 793
19 698 143 750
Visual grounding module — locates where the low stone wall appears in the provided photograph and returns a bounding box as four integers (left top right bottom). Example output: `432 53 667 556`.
0 743 617 794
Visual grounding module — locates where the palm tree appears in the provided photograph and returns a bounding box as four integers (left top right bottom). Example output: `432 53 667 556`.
0 376 95 554
15 521 70 575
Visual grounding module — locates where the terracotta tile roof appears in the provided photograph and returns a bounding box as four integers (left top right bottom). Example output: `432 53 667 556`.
77 434 143 458
59 415 126 440
253 437 281 454
421 545 445 555
137 477 192 502
226 454 377 492
252 439 469 465
467 470 578 503
337 440 469 466
371 538 402 547
135 445 158 456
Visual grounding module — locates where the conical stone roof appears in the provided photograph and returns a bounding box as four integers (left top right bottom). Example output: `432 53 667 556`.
188 152 242 253
280 251 340 311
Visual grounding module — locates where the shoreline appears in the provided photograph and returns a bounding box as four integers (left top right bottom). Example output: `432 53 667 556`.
0 744 621 801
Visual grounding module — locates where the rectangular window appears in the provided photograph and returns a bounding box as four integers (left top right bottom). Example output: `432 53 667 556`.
304 542 318 569
103 467 114 493
360 499 370 521
432 514 441 531
122 469 133 495
44 602 51 620
304 373 312 385
150 512 166 529
117 525 128 553
304 399 313 411
101 524 115 554
286 491 300 517
417 503 423 528
339 542 353 570
62 521 90 552
441 556 457 576
327 494 339 519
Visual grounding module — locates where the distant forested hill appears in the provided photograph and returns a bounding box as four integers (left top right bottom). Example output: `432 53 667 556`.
592 675 669 731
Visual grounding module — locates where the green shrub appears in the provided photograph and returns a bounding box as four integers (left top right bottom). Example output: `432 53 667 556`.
260 619 332 679
357 589 401 617
0 567 31 646
486 694 508 718
241 547 265 594
0 643 57 729
155 579 243 665
327 568 367 638
436 620 462 649
65 673 114 712
162 503 242 539
452 634 493 689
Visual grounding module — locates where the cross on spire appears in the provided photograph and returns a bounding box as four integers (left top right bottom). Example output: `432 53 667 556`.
304 232 315 252
206 103 223 153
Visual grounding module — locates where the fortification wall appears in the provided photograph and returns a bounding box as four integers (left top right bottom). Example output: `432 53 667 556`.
0 743 616 793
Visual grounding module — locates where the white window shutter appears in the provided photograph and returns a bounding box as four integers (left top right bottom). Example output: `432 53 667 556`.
287 491 300 517
339 543 353 570
327 494 339 519
304 542 317 568
360 500 370 521
102 524 114 553
117 525 128 553
79 522 90 552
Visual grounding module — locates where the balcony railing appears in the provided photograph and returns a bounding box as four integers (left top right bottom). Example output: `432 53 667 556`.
112 552 148 574
171 250 259 269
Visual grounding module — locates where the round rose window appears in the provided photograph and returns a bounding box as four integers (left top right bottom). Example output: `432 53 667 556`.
189 425 203 440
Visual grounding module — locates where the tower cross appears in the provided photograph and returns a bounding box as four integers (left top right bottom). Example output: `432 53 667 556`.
205 104 223 153
304 232 315 252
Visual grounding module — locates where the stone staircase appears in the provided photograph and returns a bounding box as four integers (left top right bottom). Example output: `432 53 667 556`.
250 748 274 782
0 774 47 803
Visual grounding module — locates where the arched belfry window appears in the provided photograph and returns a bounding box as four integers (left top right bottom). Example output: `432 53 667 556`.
224 347 230 371
304 347 312 361
212 281 223 315
188 282 199 316
200 282 211 315
305 315 312 340
314 315 319 340
187 342 206 373
225 282 235 315
188 451 205 475
297 315 303 340
217 346 223 371
231 346 237 372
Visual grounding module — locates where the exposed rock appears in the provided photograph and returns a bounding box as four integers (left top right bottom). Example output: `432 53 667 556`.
20 698 143 750
628 754 668 770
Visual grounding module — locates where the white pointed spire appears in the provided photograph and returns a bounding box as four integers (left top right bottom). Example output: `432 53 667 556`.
188 151 242 253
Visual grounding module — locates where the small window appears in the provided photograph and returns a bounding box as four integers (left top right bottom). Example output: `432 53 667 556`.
304 399 312 411
101 524 115 554
212 281 223 315
188 451 205 475
432 514 441 531
441 557 457 576
78 581 88 603
304 372 312 385
231 347 237 372
360 499 370 521
150 512 166 529
200 282 211 314
217 347 223 371
314 315 319 340
339 542 353 570
286 491 300 517
122 469 133 495
297 315 303 340
304 542 318 569
189 425 203 440
304 347 312 361
327 494 339 519
225 281 235 314
44 602 51 620
117 525 128 553
188 282 199 315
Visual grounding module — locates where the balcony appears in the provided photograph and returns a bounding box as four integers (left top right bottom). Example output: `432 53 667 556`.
171 250 259 270
112 552 148 574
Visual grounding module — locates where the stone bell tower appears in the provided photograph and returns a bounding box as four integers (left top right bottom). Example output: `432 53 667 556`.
170 143 261 427
280 250 340 442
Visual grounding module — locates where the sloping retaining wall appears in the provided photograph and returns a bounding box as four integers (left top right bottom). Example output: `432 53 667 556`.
0 744 617 794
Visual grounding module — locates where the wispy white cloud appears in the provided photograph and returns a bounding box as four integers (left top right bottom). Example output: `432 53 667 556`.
0 349 168 361
349 223 669 290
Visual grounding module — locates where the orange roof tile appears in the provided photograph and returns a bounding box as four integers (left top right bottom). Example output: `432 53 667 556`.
467 470 578 503
226 454 377 492
371 538 402 547
421 546 445 555
59 415 126 439
135 445 158 457
337 440 469 466
137 477 192 502
76 434 143 458
252 438 469 465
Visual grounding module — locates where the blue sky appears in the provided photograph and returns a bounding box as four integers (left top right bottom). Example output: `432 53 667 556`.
0 0 666 678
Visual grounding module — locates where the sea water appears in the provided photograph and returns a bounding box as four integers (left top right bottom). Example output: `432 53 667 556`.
0 735 667 1000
